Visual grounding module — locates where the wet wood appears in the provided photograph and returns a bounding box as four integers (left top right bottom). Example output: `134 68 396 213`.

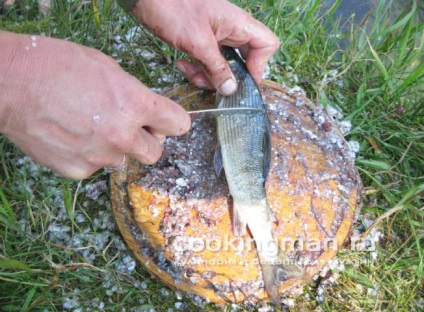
110 80 362 304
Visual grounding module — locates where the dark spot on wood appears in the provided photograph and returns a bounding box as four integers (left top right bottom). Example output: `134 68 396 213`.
321 121 332 132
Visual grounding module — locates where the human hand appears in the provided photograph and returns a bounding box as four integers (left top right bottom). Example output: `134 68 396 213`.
132 0 279 95
0 31 191 179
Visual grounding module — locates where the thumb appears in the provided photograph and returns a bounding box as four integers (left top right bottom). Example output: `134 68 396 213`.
192 41 237 96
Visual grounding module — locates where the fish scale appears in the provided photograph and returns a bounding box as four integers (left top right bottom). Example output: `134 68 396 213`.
214 46 308 306
218 114 265 203
216 49 269 207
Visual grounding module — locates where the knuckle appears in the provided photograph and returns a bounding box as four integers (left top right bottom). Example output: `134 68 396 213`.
197 58 231 86
204 61 228 77
269 35 281 51
108 129 134 151
273 39 281 50
84 152 109 168
62 166 93 180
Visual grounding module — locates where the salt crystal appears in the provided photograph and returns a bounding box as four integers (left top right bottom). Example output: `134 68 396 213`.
367 285 379 296
93 114 101 122
160 288 170 297
338 120 352 134
63 297 79 309
325 104 344 120
281 298 295 307
125 26 140 41
262 64 270 79
175 290 183 300
295 98 304 107
348 140 360 153
175 178 187 187
75 214 85 223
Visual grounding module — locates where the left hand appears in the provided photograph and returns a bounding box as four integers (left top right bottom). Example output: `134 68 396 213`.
132 0 280 95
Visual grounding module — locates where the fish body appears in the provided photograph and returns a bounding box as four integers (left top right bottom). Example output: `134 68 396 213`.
214 46 307 305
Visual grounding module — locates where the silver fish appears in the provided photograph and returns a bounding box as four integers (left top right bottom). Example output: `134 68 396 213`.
214 46 308 305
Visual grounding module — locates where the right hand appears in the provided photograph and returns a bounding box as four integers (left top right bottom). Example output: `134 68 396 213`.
0 31 191 179
132 0 280 95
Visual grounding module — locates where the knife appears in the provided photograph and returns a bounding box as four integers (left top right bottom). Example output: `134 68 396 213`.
187 107 264 119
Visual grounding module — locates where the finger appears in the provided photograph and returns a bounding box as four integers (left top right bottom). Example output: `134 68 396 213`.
244 43 279 85
47 156 97 180
19 141 98 180
104 152 128 168
59 150 117 179
187 35 238 96
126 127 164 165
221 40 279 85
130 86 192 137
144 127 167 145
216 14 280 84
60 163 97 180
176 59 214 89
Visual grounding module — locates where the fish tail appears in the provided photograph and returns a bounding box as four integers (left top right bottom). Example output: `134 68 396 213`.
260 250 310 307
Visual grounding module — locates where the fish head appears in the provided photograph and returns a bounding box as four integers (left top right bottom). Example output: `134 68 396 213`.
221 46 248 81
221 46 242 62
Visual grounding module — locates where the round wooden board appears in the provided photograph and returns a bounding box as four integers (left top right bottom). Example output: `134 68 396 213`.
110 80 362 305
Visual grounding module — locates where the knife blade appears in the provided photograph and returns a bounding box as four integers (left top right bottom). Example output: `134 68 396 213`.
187 107 264 119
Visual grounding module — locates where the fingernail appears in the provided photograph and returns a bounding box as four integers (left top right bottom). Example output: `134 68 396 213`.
154 133 166 145
194 79 208 89
219 79 237 96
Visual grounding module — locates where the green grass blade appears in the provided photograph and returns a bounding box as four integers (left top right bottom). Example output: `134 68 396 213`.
0 189 16 224
0 260 33 272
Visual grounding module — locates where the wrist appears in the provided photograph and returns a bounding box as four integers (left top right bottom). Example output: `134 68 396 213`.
0 31 49 135
0 31 25 134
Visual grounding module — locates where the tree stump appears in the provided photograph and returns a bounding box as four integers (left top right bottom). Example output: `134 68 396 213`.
110 80 362 304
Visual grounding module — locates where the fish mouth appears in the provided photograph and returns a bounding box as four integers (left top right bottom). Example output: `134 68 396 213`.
221 46 244 62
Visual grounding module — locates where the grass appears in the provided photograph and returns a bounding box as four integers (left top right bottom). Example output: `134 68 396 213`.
0 0 423 311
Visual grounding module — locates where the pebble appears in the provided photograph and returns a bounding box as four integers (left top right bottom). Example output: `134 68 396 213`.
140 281 148 289
174 302 183 310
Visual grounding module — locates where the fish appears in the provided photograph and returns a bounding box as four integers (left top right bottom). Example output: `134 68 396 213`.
214 46 308 305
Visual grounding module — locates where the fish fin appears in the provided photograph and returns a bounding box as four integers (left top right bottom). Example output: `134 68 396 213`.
260 250 310 307
262 117 272 181
215 92 224 107
232 205 247 237
213 143 223 176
